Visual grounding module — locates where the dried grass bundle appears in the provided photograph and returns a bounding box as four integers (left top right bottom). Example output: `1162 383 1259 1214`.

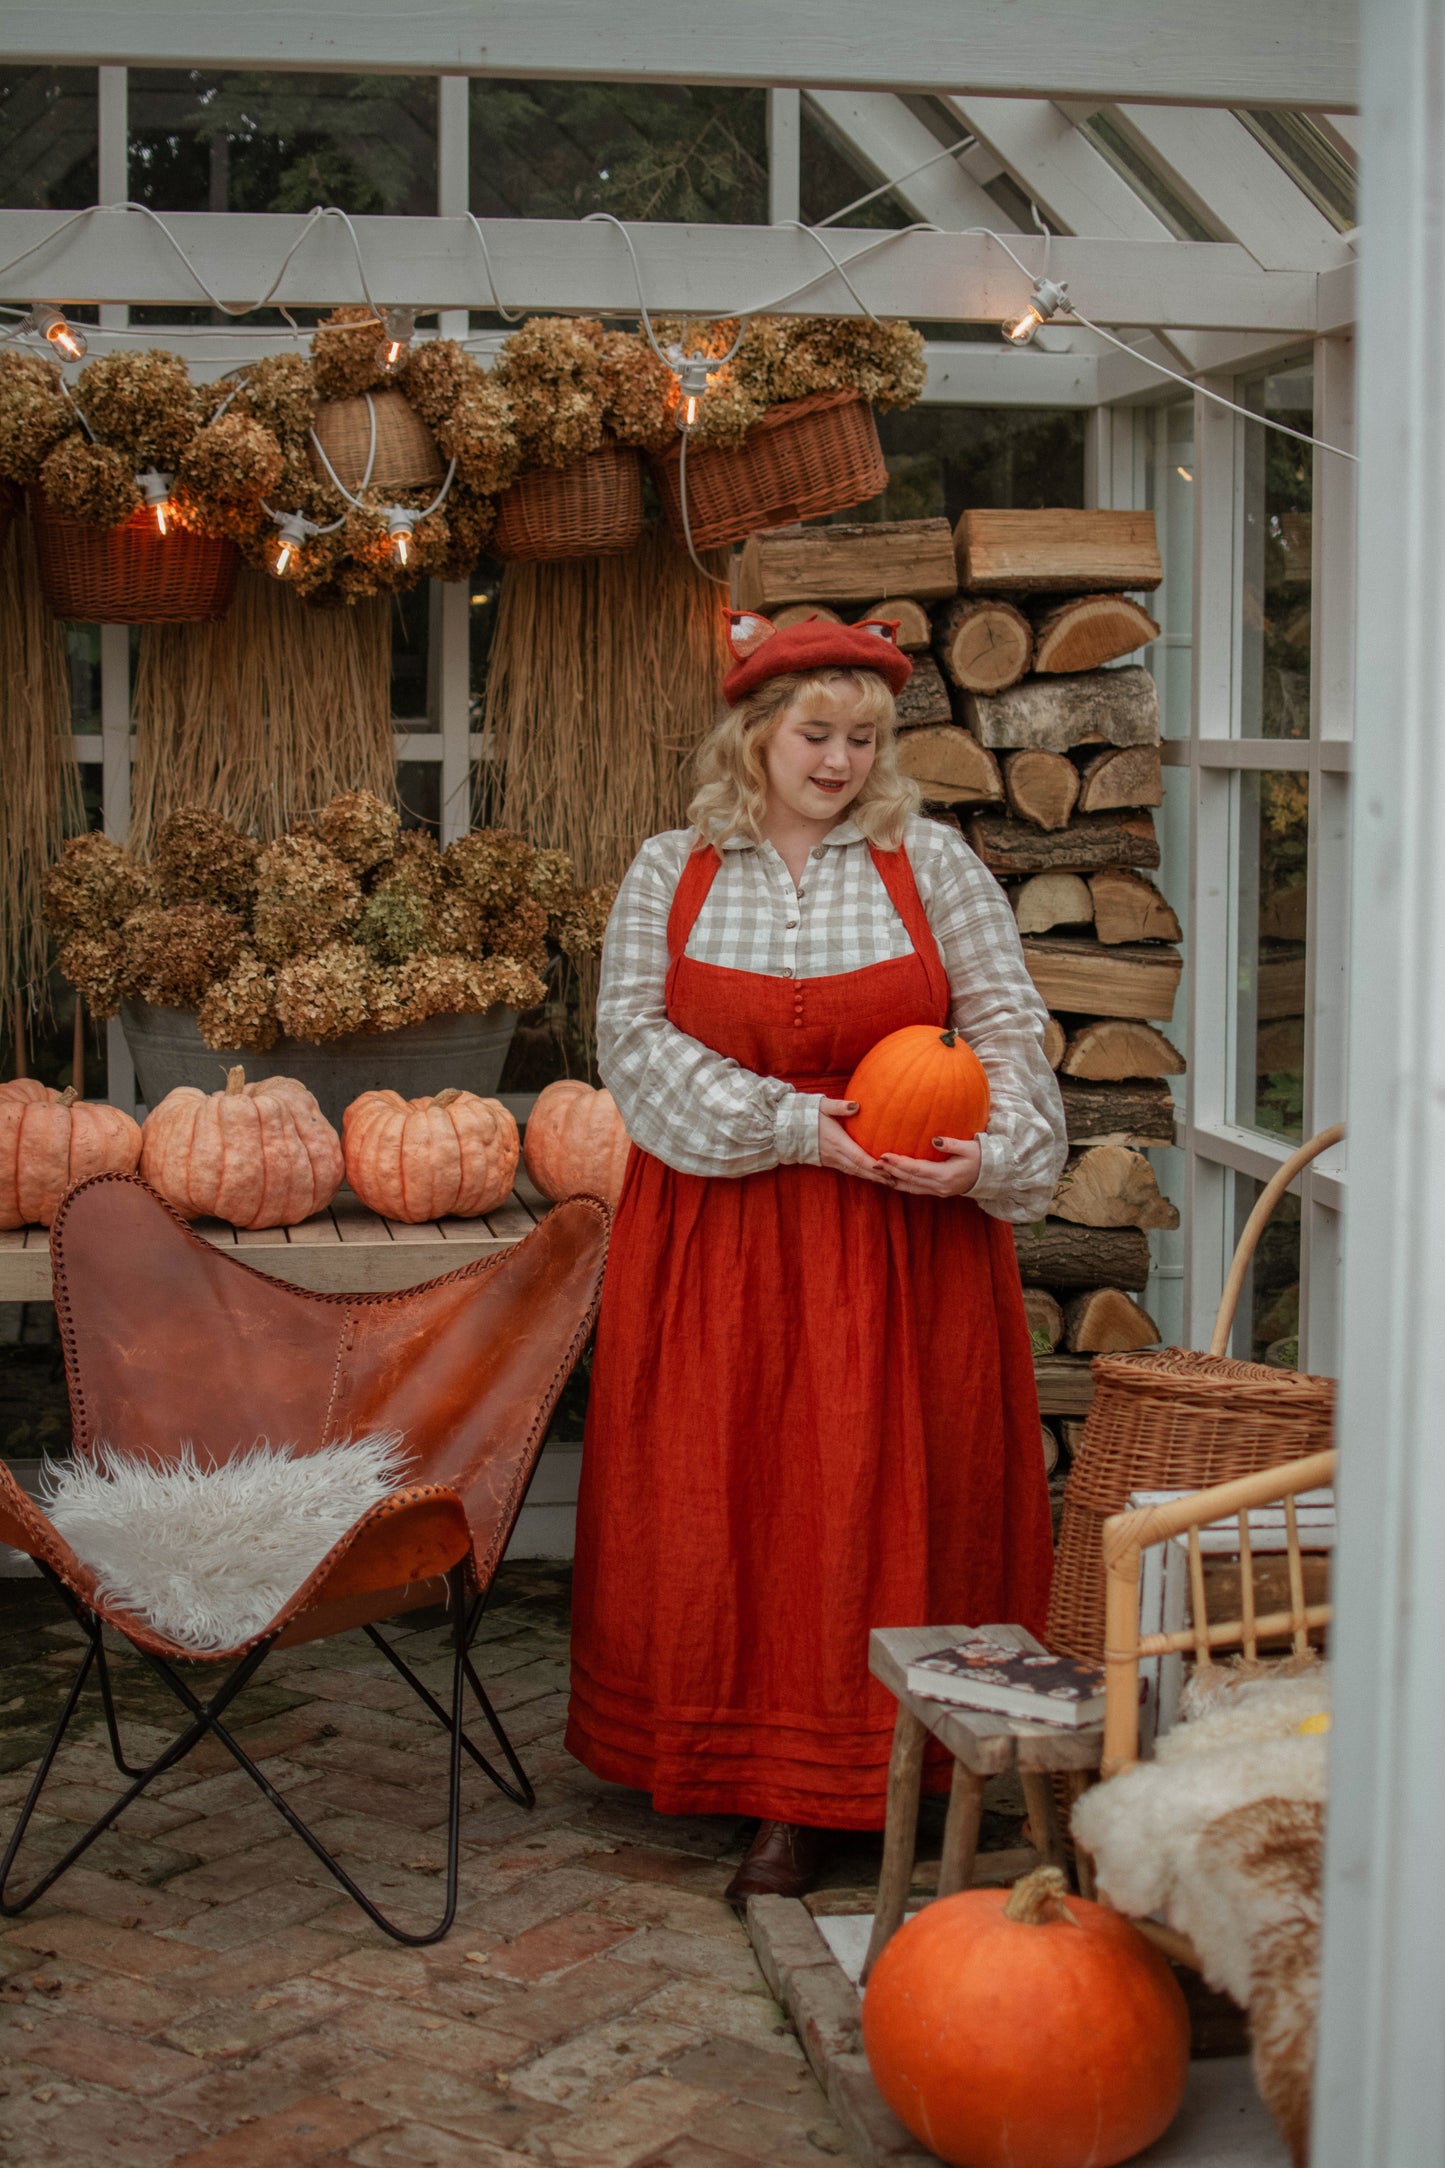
0 515 81 1025
482 523 730 886
130 568 394 850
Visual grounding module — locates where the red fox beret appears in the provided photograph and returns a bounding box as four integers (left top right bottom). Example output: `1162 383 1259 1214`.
722 609 914 704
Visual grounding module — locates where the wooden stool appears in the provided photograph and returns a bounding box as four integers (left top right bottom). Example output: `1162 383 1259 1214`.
863 1624 1104 1981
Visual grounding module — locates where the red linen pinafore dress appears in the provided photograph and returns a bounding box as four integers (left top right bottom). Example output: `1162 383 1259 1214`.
566 839 1052 1828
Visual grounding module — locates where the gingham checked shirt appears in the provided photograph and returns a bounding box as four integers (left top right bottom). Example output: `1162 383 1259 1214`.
596 812 1067 1223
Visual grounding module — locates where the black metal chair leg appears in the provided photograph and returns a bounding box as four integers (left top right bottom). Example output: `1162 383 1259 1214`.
362 1607 535 1809
92 1632 151 1779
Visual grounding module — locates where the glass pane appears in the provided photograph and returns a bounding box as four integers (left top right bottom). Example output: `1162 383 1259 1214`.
67 625 101 735
128 72 437 214
1240 361 1313 739
389 586 432 722
1236 769 1308 1141
470 82 765 222
839 406 1086 527
0 67 97 209
800 104 909 228
1232 1172 1301 1366
1146 402 1195 741
396 762 440 837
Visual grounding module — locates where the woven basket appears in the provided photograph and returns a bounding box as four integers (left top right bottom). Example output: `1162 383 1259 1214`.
650 389 889 552
491 438 646 562
310 390 443 493
30 494 240 624
1047 1125 1342 1663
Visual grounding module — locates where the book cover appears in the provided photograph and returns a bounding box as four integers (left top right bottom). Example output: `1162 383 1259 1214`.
906 1640 1106 1726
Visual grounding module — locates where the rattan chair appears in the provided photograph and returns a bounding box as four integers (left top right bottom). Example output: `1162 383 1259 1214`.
0 1173 608 1944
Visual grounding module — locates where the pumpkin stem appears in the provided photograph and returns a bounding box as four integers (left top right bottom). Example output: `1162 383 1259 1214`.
224 1066 247 1095
940 1029 957 1048
59 1086 79 1106
1002 1866 1078 1926
432 1088 463 1108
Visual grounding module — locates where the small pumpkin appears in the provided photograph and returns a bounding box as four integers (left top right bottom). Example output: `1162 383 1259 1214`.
862 1867 1190 2168
140 1066 342 1229
844 1023 990 1163
343 1087 519 1224
0 1080 142 1228
522 1080 630 1209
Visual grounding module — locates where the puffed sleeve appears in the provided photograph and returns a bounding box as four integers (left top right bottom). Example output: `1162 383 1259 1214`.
908 818 1068 1222
596 835 824 1178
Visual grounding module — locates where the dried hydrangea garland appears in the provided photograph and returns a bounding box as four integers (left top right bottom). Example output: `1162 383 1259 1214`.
43 794 615 1051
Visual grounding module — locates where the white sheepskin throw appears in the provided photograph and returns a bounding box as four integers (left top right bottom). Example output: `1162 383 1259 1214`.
43 1434 411 1654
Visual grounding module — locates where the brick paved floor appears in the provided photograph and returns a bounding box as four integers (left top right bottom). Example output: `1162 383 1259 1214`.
0 1564 1003 2168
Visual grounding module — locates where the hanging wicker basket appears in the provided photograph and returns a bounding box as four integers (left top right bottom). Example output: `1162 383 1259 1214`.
30 493 240 624
650 388 889 552
490 438 646 562
309 389 443 493
1047 1124 1342 1664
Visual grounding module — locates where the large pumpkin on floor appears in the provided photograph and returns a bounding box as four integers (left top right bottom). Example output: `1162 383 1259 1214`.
862 1869 1189 2168
845 1024 990 1163
343 1087 518 1224
140 1067 342 1229
0 1080 142 1228
523 1079 630 1209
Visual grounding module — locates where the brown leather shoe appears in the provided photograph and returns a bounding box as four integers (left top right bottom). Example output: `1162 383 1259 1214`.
724 1821 824 1905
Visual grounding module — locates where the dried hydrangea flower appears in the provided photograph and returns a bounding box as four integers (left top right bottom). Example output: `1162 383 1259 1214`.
317 789 402 873
434 380 520 496
252 835 362 964
426 890 486 956
596 331 676 453
312 305 388 403
356 880 436 965
370 827 447 904
273 940 371 1042
39 436 140 526
432 485 498 580
174 414 283 540
152 808 261 914
43 833 154 941
396 951 544 1025
363 963 417 1034
0 352 72 483
442 829 535 919
487 896 549 975
55 930 130 1022
493 317 606 470
399 340 482 431
74 351 203 471
234 355 317 453
525 848 576 914
196 950 280 1053
551 883 617 961
122 903 249 1011
475 955 548 1013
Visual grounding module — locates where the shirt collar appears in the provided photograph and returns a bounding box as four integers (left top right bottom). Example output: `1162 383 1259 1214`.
718 818 866 854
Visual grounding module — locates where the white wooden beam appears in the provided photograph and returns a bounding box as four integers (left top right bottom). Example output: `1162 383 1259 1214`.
943 97 1172 241
1106 105 1350 271
802 90 1018 231
0 211 1324 330
1 0 1357 108
768 90 802 226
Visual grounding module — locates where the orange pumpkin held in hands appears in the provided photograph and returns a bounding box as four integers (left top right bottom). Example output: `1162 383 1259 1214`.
343 1087 518 1224
523 1080 630 1210
862 1867 1190 2168
0 1080 142 1228
845 1024 990 1163
140 1067 342 1229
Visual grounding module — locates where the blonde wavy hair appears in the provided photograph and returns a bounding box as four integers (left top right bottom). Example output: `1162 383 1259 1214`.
687 667 920 849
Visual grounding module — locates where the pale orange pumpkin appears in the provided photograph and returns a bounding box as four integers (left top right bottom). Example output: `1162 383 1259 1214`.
140 1067 343 1229
0 1080 142 1228
522 1080 630 1209
342 1087 519 1224
845 1023 991 1163
862 1868 1190 2168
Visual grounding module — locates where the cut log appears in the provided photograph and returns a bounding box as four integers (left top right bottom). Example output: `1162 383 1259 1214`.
1031 593 1161 673
966 666 1160 753
1003 750 1080 832
771 601 842 630
935 597 1034 694
1040 1421 1060 1477
955 508 1162 595
1022 937 1182 1023
1043 1016 1067 1070
1077 745 1163 815
1015 1222 1151 1293
1089 868 1182 946
1060 1078 1177 1148
1052 1145 1180 1231
1013 872 1094 935
856 597 931 650
966 810 1159 878
1034 1357 1096 1419
736 519 957 610
1062 1420 1088 1461
893 652 954 729
1024 1286 1065 1352
896 727 1003 805
1063 1287 1162 1354
1061 1019 1186 1081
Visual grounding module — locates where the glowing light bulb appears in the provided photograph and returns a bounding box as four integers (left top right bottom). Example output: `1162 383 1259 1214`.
136 469 173 537
274 537 294 576
394 527 410 566
386 506 418 566
382 307 417 368
671 353 717 433
31 306 87 360
1000 277 1068 348
269 511 312 578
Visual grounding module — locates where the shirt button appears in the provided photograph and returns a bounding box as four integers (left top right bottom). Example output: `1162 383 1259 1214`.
812 846 826 860
785 920 798 930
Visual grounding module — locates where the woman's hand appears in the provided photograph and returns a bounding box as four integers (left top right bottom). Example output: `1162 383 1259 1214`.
877 1136 983 1198
818 1099 895 1185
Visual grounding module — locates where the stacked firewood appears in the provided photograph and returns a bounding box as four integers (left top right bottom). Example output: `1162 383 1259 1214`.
736 510 1184 1479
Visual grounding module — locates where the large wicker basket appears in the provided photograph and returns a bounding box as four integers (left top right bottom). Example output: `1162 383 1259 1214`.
1047 1125 1342 1664
30 494 240 624
491 438 645 562
309 389 443 493
650 388 889 552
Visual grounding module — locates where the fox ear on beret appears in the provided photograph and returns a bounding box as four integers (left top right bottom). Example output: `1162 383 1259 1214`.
854 619 902 646
725 609 776 660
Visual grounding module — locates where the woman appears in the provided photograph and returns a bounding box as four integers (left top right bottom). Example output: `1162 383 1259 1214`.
566 611 1067 1901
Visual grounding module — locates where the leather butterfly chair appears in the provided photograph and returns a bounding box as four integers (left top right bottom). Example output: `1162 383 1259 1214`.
0 1173 609 1945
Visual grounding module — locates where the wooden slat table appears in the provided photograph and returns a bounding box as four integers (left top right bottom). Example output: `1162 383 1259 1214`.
0 1166 557 1301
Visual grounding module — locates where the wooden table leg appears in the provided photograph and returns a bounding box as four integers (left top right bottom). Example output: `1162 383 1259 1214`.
1020 1771 1066 1868
862 1706 927 1982
1061 1769 1096 1898
936 1761 986 1898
